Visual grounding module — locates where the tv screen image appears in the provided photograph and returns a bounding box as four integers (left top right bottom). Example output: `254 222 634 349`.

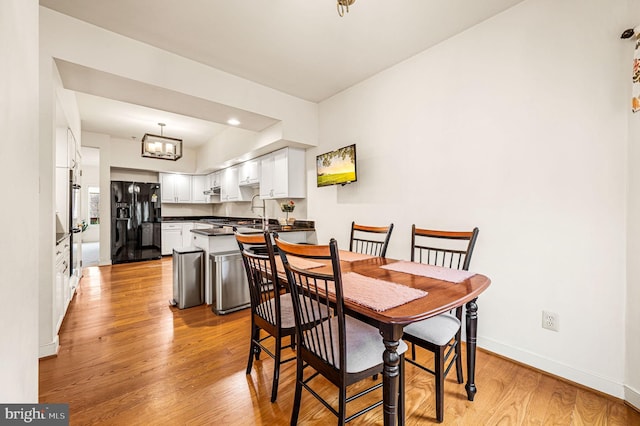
316 144 357 187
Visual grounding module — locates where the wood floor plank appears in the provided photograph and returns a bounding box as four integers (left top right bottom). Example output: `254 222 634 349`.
39 258 640 425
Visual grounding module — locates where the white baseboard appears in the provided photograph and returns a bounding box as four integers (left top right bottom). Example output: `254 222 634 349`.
625 385 640 411
478 336 625 399
39 336 59 358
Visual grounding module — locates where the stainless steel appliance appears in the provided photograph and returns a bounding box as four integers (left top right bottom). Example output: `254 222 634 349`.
111 181 162 263
210 251 250 315
172 247 204 309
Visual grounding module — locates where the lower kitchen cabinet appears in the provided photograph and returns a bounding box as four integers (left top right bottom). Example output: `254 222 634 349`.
54 236 70 333
161 222 209 255
161 223 183 255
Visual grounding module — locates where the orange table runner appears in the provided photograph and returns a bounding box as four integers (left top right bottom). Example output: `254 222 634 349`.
334 272 427 312
380 261 475 283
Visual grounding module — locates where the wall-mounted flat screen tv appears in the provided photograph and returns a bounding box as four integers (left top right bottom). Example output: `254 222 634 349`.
316 144 357 187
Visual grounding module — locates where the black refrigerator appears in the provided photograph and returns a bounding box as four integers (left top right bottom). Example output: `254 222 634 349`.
111 181 162 264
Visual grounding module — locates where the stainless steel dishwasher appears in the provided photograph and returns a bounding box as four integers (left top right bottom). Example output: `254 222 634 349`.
210 251 251 315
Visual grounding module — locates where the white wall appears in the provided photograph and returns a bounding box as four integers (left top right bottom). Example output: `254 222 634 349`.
0 0 39 401
313 0 631 399
625 0 640 410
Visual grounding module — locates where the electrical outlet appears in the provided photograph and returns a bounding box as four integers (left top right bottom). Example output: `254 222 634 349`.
542 310 559 332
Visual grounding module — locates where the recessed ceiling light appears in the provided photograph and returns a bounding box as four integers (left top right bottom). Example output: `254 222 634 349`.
227 118 240 126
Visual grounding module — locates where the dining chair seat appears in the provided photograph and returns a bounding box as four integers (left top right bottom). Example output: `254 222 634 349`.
308 315 408 374
403 313 460 347
258 293 329 330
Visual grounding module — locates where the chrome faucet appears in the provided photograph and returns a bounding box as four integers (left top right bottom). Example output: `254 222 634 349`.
250 194 267 229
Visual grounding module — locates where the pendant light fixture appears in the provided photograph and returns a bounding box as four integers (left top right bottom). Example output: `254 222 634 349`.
337 0 355 17
141 122 183 161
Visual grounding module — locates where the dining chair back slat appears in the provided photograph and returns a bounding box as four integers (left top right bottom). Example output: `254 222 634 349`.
349 222 394 257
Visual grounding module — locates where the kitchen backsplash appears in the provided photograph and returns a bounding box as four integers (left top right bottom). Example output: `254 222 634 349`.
161 195 307 221
211 197 307 222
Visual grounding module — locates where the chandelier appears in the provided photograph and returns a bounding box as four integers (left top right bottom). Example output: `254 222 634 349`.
141 123 183 161
337 0 355 17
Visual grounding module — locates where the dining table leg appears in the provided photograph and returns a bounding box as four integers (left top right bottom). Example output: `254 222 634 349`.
381 325 403 426
465 298 478 401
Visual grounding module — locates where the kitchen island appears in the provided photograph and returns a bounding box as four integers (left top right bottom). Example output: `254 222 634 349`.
189 219 316 306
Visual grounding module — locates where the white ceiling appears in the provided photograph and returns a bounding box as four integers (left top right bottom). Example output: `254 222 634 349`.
40 0 525 148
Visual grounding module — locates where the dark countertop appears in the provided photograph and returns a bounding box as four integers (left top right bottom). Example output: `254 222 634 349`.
162 216 219 222
191 223 315 237
162 216 315 236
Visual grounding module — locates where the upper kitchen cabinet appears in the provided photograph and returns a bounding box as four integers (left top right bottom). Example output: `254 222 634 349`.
207 171 221 190
220 166 252 202
238 159 260 187
259 147 306 199
55 95 69 168
191 175 208 203
160 173 191 203
55 98 80 169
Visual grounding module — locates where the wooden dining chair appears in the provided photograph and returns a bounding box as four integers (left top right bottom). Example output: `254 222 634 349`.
349 221 394 257
236 231 296 403
272 235 407 425
403 225 479 422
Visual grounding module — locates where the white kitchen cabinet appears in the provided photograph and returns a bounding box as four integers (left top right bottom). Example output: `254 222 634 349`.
259 147 306 199
68 129 80 170
160 173 192 203
220 166 238 202
161 223 183 255
182 222 194 247
208 171 221 190
220 166 251 202
162 222 204 255
239 159 260 187
191 175 208 203
54 236 71 333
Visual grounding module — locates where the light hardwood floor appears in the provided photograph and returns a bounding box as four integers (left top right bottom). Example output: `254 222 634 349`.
39 257 640 425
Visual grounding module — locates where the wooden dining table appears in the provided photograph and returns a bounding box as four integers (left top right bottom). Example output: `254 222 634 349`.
324 251 491 426
268 246 491 426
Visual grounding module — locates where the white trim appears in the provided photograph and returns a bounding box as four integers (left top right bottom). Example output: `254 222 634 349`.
478 337 625 399
39 335 59 358
625 385 640 411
